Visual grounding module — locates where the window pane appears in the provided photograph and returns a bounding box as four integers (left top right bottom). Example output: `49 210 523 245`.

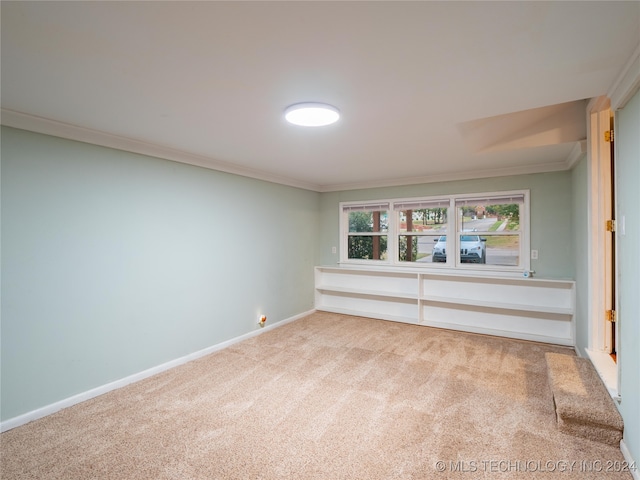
458 203 520 233
348 235 388 260
398 234 442 263
483 234 520 266
348 211 388 233
397 208 448 234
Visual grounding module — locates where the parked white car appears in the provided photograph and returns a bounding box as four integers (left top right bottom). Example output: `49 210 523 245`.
432 234 486 263
432 235 447 262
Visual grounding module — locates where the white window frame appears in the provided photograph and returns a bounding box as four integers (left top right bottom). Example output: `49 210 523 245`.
341 202 390 264
393 198 451 264
340 189 530 275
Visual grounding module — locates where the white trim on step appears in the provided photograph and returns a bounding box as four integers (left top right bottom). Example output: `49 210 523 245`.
0 309 315 433
621 439 640 480
586 348 619 400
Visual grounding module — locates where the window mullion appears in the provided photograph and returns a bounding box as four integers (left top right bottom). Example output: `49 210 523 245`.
389 203 397 264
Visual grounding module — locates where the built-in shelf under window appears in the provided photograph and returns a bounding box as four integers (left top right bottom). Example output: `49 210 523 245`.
315 265 575 346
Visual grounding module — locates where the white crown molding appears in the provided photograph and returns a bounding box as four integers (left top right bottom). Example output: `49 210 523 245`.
587 95 611 114
0 109 321 192
2 108 575 194
608 43 640 111
317 161 570 192
565 140 588 170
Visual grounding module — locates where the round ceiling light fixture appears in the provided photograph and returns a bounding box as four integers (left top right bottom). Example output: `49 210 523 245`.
285 102 340 127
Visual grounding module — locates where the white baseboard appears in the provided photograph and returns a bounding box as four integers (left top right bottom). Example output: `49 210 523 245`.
0 309 314 433
621 439 640 480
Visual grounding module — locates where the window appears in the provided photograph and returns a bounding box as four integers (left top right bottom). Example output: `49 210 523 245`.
340 190 529 273
455 193 524 267
344 203 389 261
394 199 449 263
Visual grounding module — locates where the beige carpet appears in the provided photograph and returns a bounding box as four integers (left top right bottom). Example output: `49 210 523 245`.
546 352 624 446
1 312 634 479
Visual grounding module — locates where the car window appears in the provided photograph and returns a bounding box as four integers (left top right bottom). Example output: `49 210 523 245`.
461 235 479 241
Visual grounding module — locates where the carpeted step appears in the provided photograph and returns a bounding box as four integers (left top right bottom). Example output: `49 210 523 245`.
545 352 623 446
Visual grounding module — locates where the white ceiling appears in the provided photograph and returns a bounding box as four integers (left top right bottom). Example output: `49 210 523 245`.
2 1 639 192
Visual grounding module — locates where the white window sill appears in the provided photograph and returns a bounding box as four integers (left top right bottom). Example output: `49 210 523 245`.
585 348 619 400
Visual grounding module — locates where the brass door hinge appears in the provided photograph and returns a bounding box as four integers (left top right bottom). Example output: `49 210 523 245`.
606 310 617 323
606 219 616 232
604 130 614 142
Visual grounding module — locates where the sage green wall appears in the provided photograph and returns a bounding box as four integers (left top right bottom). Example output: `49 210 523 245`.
615 89 640 467
571 157 589 355
319 172 574 279
1 126 320 421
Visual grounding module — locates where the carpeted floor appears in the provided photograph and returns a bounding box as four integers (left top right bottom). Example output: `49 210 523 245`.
1 312 634 479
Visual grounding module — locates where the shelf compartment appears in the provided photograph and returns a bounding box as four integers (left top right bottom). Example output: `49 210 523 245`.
317 306 420 325
317 291 419 323
421 295 573 316
421 303 573 346
317 285 418 301
317 268 418 297
421 276 573 312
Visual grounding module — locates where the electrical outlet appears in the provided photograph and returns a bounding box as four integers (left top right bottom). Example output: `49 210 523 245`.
531 249 538 260
332 246 337 254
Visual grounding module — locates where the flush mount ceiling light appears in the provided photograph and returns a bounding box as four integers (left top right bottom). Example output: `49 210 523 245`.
284 102 340 127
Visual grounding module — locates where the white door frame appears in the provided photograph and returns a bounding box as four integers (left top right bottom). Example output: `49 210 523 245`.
585 44 640 398
586 98 614 354
585 98 618 396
